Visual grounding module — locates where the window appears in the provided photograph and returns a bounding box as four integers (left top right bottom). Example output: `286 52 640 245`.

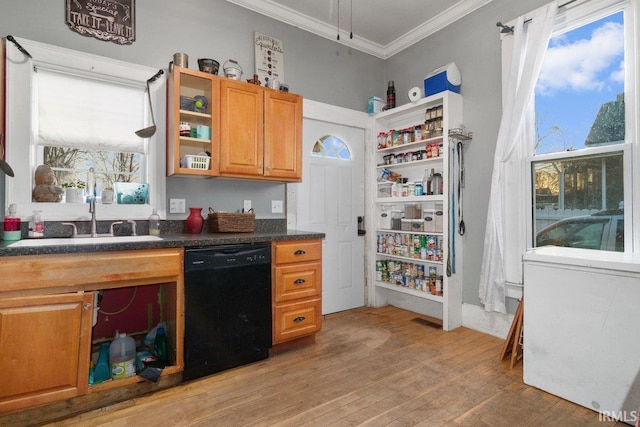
311 135 352 160
529 0 636 251
4 37 165 220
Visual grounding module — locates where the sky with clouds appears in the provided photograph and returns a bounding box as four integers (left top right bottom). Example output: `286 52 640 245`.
535 12 624 154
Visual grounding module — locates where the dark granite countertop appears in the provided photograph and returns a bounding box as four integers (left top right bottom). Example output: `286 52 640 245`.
0 229 325 257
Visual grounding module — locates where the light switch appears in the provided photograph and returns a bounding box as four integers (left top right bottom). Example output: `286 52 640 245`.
170 198 186 214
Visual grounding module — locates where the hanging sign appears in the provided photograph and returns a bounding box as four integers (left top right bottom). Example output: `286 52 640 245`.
254 32 284 86
66 0 136 45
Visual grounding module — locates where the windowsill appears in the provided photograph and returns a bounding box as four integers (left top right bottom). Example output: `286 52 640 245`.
13 202 154 222
523 246 640 273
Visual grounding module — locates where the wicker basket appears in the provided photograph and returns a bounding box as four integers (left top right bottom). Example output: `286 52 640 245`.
208 208 255 233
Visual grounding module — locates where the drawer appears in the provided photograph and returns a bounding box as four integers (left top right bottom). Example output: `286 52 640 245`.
273 298 321 343
273 239 321 264
274 262 321 303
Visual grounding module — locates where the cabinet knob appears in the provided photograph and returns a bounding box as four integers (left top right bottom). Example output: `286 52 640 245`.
294 250 306 256
293 316 306 323
83 303 92 311
293 278 306 285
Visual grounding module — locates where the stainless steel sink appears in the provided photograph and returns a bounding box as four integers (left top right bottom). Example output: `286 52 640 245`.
8 235 163 247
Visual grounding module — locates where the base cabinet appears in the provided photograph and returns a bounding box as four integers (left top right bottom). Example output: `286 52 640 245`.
271 239 322 348
0 292 93 412
0 249 184 415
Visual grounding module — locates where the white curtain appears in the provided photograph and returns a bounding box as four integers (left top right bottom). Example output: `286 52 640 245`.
479 2 558 313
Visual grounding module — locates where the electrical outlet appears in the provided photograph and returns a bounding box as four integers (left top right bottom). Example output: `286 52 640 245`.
243 200 252 212
169 198 186 214
271 200 283 214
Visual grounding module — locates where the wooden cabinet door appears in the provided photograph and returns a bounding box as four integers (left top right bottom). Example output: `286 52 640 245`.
219 80 264 178
264 90 302 181
0 292 93 413
167 66 220 177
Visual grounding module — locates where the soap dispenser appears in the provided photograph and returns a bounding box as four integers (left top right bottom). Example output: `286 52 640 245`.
28 210 44 238
3 204 21 241
149 209 160 236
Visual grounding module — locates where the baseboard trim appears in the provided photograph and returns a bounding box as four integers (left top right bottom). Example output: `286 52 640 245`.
462 303 514 339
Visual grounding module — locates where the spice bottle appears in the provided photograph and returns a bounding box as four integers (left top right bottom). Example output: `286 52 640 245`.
387 81 396 109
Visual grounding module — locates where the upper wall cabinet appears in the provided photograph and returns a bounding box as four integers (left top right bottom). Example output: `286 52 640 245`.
219 80 302 182
167 66 220 177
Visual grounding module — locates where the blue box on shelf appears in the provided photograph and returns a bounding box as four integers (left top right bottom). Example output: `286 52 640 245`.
424 63 461 97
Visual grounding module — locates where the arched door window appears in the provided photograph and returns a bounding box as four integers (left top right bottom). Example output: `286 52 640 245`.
311 135 352 160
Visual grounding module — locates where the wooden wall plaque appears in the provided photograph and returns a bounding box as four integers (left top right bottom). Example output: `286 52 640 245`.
66 0 135 45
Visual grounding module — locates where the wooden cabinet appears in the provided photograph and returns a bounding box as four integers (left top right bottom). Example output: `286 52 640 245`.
0 248 184 414
271 239 322 349
0 292 93 412
220 80 302 182
167 66 220 177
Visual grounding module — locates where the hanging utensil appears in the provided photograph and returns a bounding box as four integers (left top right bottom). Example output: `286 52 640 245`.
135 69 164 138
457 140 465 236
0 134 15 177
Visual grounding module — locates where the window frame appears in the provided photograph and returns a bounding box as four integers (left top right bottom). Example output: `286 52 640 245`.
500 0 639 286
4 37 166 221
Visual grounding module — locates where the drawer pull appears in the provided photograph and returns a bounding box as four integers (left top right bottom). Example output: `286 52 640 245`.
294 278 306 285
294 250 306 255
293 316 306 323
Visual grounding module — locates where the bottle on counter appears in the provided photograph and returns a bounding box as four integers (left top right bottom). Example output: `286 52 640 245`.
3 203 21 241
149 208 161 236
386 80 396 109
28 210 44 238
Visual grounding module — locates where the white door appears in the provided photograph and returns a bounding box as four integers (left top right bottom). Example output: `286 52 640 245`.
289 116 366 314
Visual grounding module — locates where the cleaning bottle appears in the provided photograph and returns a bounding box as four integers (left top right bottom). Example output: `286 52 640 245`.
149 208 160 236
3 203 21 241
154 325 168 364
110 332 136 380
94 342 111 383
28 210 44 238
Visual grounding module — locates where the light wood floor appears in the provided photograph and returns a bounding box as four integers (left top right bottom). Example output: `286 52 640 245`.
47 306 623 426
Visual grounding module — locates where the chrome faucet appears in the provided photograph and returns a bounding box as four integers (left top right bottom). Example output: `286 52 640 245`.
89 196 97 237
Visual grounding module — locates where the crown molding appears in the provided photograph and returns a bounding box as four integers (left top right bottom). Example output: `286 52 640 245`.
226 0 492 59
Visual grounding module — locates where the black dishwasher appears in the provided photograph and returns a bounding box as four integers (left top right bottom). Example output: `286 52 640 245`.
183 244 271 381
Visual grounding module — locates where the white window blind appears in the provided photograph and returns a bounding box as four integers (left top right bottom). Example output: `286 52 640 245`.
36 68 147 154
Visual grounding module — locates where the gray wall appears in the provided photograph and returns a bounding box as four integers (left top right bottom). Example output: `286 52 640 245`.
0 0 384 220
385 0 549 308
1 0 551 310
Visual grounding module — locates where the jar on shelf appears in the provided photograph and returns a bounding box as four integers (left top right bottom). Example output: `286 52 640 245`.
179 121 191 137
377 132 387 149
392 129 401 146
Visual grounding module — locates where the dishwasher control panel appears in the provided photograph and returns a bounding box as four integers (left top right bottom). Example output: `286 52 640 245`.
185 244 271 271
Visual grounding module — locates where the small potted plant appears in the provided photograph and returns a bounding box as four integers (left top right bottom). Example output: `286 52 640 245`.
62 180 86 203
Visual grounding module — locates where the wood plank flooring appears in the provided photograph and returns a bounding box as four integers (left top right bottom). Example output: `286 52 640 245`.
38 306 626 426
